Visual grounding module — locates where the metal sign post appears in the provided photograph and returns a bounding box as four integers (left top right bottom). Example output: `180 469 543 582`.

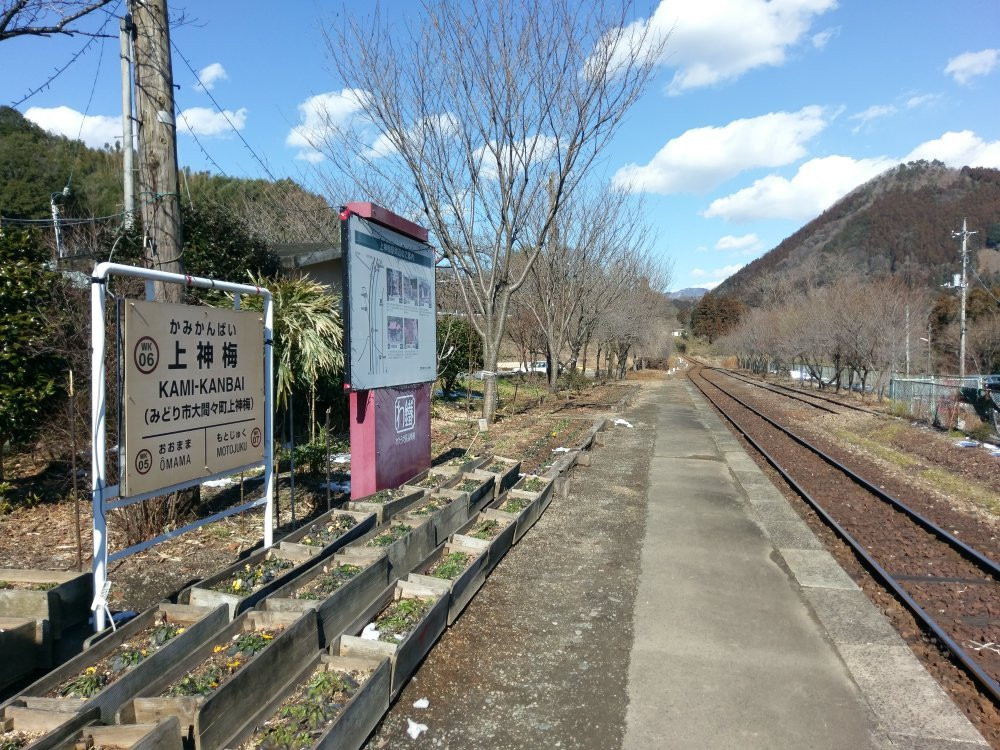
90 262 274 631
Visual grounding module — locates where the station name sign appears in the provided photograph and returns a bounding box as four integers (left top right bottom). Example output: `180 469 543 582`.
123 300 265 497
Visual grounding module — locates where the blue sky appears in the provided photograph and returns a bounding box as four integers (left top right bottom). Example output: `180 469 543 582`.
2 1 999 291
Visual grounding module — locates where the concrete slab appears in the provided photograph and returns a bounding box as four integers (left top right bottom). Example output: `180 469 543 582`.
780 548 860 590
841 644 990 746
801 588 904 647
750 500 826 550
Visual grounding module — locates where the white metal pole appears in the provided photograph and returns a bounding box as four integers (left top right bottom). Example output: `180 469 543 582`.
90 274 109 631
120 14 135 230
263 294 274 547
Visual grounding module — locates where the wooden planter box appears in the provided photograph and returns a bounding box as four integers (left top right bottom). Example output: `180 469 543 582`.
12 603 227 723
0 569 92 638
341 517 436 581
0 701 93 750
542 450 578 481
512 474 556 515
347 487 424 524
181 509 374 617
260 554 391 647
222 643 390 750
452 509 517 577
50 718 181 750
489 488 544 544
340 580 448 699
397 488 471 546
0 617 47 688
436 454 489 476
401 464 462 495
408 540 488 625
450 470 497 514
478 456 522 499
117 610 316 750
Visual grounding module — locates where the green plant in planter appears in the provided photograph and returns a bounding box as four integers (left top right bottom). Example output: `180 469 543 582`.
298 515 357 547
469 518 502 540
417 473 449 488
500 495 530 513
375 597 430 642
521 477 547 493
293 564 362 600
60 666 106 697
457 479 481 493
410 496 447 516
429 552 472 579
367 524 412 547
486 461 509 474
213 556 293 594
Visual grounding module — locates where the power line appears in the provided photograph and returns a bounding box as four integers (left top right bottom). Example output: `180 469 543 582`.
8 33 103 108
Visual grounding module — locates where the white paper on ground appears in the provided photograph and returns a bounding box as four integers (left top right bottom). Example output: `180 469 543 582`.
614 418 634 428
552 446 570 453
360 623 380 640
203 478 234 488
413 698 429 708
407 719 428 739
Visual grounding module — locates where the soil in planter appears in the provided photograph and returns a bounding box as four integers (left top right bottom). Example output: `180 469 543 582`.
455 479 482 494
240 665 372 750
521 477 547 493
372 598 432 643
0 579 57 591
467 518 506 541
296 515 358 548
445 455 480 467
211 555 293 596
485 461 511 474
291 564 363 601
1 729 43 750
357 489 401 504
364 524 412 548
428 552 473 580
408 496 451 517
499 496 531 514
415 473 451 489
164 629 281 697
50 614 186 698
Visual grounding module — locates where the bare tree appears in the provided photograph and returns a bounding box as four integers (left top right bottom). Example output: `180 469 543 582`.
313 0 664 420
519 184 652 391
0 0 116 40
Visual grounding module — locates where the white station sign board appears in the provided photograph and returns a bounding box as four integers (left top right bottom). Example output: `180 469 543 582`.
344 213 437 389
123 300 265 497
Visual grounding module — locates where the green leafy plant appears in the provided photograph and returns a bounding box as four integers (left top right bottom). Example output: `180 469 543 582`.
521 477 547 493
500 495 530 513
297 516 357 547
212 555 292 594
375 597 430 642
429 552 472 579
293 564 361 600
60 667 106 698
366 524 411 547
469 519 502 540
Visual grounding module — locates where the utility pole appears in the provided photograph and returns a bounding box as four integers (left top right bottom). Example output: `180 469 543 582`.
952 218 977 379
119 13 135 230
131 0 183 302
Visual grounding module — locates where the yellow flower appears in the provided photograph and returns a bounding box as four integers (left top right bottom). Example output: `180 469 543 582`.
85 666 97 674
244 563 251 571
227 660 241 669
141 649 149 657
261 633 273 640
303 537 312 545
213 645 225 653
231 580 242 592
176 627 185 634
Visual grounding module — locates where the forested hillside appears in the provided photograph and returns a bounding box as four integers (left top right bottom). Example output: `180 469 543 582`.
716 161 1000 305
0 106 338 247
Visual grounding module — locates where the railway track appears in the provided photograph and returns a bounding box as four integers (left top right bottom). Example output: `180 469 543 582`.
709 366 881 416
687 363 1000 706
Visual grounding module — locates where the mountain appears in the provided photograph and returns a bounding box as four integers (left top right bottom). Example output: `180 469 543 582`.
668 287 708 301
715 161 1000 304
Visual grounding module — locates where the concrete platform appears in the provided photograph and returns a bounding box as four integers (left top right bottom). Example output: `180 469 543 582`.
624 378 988 749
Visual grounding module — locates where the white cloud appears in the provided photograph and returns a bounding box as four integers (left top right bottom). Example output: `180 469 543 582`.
615 0 837 95
849 104 896 131
703 154 895 222
904 130 1000 169
613 106 826 194
177 106 246 136
905 93 939 109
715 233 759 252
362 112 460 161
811 27 837 49
944 49 998 85
286 89 370 162
24 106 121 148
476 133 558 180
689 263 744 288
194 62 227 92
